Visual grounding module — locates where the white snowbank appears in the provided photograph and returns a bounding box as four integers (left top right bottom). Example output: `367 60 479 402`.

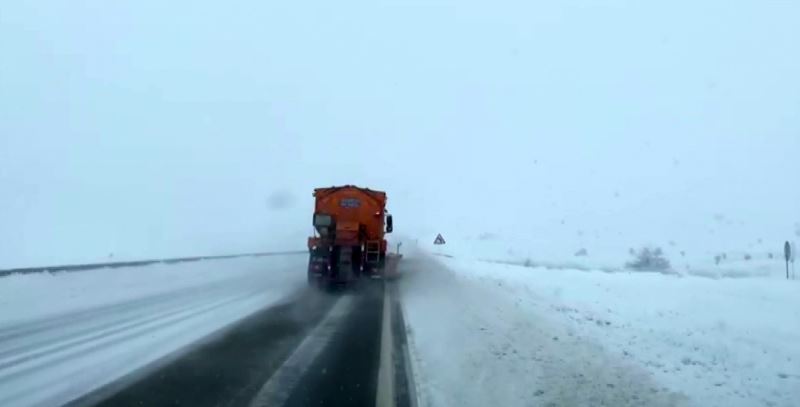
0 255 307 407
424 235 793 279
400 250 800 407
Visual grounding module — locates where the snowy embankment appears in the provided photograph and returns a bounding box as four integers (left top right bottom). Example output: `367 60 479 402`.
399 250 800 407
0 255 306 407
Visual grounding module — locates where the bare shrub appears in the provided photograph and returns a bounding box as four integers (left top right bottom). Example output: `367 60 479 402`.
626 247 671 272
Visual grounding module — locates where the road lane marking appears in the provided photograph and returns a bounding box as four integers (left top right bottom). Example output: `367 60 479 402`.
249 294 354 407
376 284 395 407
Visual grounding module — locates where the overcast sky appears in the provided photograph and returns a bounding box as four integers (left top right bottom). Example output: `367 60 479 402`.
1 1 798 268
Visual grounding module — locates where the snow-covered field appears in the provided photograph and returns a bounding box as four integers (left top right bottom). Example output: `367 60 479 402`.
0 255 306 407
400 249 800 407
424 234 795 280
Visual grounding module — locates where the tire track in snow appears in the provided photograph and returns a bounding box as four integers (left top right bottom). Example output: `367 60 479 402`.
0 292 262 405
0 281 255 360
0 291 254 374
0 274 260 341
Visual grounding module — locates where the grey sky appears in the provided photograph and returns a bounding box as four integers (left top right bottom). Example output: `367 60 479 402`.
1 1 798 267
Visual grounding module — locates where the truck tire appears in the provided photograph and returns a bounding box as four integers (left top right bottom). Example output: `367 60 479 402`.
307 273 322 289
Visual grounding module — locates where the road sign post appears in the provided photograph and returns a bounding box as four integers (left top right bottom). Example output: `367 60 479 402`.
785 241 791 280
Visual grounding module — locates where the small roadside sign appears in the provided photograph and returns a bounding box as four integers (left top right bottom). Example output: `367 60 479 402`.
434 234 446 245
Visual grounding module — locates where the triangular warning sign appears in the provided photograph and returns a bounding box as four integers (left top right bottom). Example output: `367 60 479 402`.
433 234 446 245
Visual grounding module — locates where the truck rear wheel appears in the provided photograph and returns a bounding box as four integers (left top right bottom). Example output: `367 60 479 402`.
307 273 322 288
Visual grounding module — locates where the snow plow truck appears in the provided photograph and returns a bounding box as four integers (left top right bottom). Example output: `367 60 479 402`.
307 185 400 286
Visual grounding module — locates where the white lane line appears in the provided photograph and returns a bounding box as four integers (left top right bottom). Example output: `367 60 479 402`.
397 288 421 407
376 284 395 407
249 295 354 407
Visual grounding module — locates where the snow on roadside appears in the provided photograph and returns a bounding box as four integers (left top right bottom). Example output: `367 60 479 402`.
399 251 800 407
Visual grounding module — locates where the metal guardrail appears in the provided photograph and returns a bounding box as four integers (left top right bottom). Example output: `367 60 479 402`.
0 250 307 278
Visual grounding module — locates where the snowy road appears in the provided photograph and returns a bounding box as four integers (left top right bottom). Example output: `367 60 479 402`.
0 256 307 407
4 249 796 407
67 280 413 407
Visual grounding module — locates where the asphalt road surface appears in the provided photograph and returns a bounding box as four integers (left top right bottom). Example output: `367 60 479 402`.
67 282 414 407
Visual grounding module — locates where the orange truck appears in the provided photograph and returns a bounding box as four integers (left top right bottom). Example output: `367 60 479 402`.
307 185 395 286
